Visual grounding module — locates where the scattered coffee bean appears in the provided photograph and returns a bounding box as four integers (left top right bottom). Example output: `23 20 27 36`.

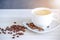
14 22 16 24
27 23 37 29
6 27 9 30
0 32 1 34
16 33 24 35
8 32 12 34
27 23 44 31
16 36 19 37
37 27 44 31
2 31 6 34
0 22 44 39
0 28 1 29
4 30 7 31
13 34 16 36
47 26 49 28
0 22 26 39
12 37 15 39
1 28 4 31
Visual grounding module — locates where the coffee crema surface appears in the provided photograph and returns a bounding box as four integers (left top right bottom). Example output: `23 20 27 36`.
34 10 51 15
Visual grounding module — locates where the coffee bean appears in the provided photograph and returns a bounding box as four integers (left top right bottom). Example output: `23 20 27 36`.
8 32 12 34
12 37 15 39
47 26 49 28
0 28 1 29
27 23 44 31
2 31 6 34
0 32 1 34
16 36 19 37
1 28 4 31
16 33 24 35
13 22 16 24
13 34 16 36
0 22 26 39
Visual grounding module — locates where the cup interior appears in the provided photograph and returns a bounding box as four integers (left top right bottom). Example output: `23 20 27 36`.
32 7 52 16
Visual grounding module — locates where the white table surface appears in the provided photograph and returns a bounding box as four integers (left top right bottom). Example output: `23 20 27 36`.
0 9 60 40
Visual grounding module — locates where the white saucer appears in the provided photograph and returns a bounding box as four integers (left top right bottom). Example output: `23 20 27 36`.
23 20 60 33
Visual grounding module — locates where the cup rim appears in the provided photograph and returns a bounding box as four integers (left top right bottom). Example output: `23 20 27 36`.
32 7 52 16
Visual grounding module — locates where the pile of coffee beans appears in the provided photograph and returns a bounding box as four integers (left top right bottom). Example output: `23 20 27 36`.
0 22 27 39
27 23 44 31
0 22 44 39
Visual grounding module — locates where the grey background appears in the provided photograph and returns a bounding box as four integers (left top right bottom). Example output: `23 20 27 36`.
0 0 50 9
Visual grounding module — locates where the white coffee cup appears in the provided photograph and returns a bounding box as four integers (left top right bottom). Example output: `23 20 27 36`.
31 7 54 28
